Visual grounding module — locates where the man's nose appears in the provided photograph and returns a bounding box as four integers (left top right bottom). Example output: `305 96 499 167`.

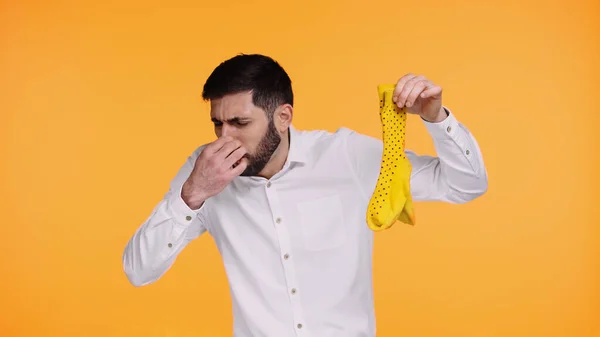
221 124 235 138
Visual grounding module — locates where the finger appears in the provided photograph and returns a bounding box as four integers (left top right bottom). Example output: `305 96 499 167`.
393 73 417 103
224 146 247 169
205 135 235 154
215 139 242 161
397 75 425 107
228 157 248 178
405 80 429 108
420 85 442 99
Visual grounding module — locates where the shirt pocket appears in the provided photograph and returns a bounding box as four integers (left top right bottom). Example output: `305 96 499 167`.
296 194 347 251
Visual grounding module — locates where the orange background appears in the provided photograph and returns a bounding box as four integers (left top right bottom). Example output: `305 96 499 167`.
1 0 599 336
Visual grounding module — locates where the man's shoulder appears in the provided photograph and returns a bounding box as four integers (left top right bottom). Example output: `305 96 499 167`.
294 126 362 144
292 127 383 166
296 126 381 148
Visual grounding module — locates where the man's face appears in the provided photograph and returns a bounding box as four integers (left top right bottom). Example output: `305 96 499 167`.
210 91 281 176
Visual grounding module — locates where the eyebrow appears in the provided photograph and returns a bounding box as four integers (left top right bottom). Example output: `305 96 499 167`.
211 117 251 123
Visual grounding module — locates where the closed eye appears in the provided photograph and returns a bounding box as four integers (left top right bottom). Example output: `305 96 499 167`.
211 118 250 127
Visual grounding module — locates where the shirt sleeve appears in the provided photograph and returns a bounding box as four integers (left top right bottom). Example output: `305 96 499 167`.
345 108 488 204
122 145 210 287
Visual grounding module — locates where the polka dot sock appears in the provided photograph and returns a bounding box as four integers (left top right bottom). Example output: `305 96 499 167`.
366 84 416 231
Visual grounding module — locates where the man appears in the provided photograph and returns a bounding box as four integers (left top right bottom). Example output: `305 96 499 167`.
122 53 488 337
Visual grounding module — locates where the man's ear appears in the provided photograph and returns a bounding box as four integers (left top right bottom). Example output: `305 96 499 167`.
274 104 293 132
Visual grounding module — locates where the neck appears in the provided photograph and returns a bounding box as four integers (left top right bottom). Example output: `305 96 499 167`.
256 129 290 180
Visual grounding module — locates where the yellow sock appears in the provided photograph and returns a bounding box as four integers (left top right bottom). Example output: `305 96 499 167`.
366 84 416 231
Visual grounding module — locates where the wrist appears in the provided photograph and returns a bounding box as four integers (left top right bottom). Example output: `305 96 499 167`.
181 179 207 210
421 107 448 123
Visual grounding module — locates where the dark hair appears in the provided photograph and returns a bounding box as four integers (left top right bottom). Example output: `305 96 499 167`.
202 54 293 117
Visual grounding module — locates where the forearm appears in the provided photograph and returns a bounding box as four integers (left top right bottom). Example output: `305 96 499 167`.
122 186 207 286
417 108 488 202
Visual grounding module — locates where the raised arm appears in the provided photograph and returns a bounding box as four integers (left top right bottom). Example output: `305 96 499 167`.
349 74 487 203
122 136 250 286
346 108 488 204
122 146 210 287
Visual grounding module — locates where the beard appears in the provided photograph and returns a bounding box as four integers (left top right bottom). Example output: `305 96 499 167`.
239 118 281 177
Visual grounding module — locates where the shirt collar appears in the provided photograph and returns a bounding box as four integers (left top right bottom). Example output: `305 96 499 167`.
286 124 308 165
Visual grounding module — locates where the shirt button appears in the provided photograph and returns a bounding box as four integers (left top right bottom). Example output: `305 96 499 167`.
276 218 281 224
297 323 303 329
284 253 289 260
291 288 296 294
168 243 173 248
466 150 470 155
185 215 192 221
266 182 271 188
446 126 452 133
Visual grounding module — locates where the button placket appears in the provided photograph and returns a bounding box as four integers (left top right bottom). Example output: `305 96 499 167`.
263 181 308 333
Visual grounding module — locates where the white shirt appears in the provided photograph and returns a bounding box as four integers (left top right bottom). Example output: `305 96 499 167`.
122 109 488 337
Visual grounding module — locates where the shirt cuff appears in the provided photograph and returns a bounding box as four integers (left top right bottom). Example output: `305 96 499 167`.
167 184 205 226
421 107 460 140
